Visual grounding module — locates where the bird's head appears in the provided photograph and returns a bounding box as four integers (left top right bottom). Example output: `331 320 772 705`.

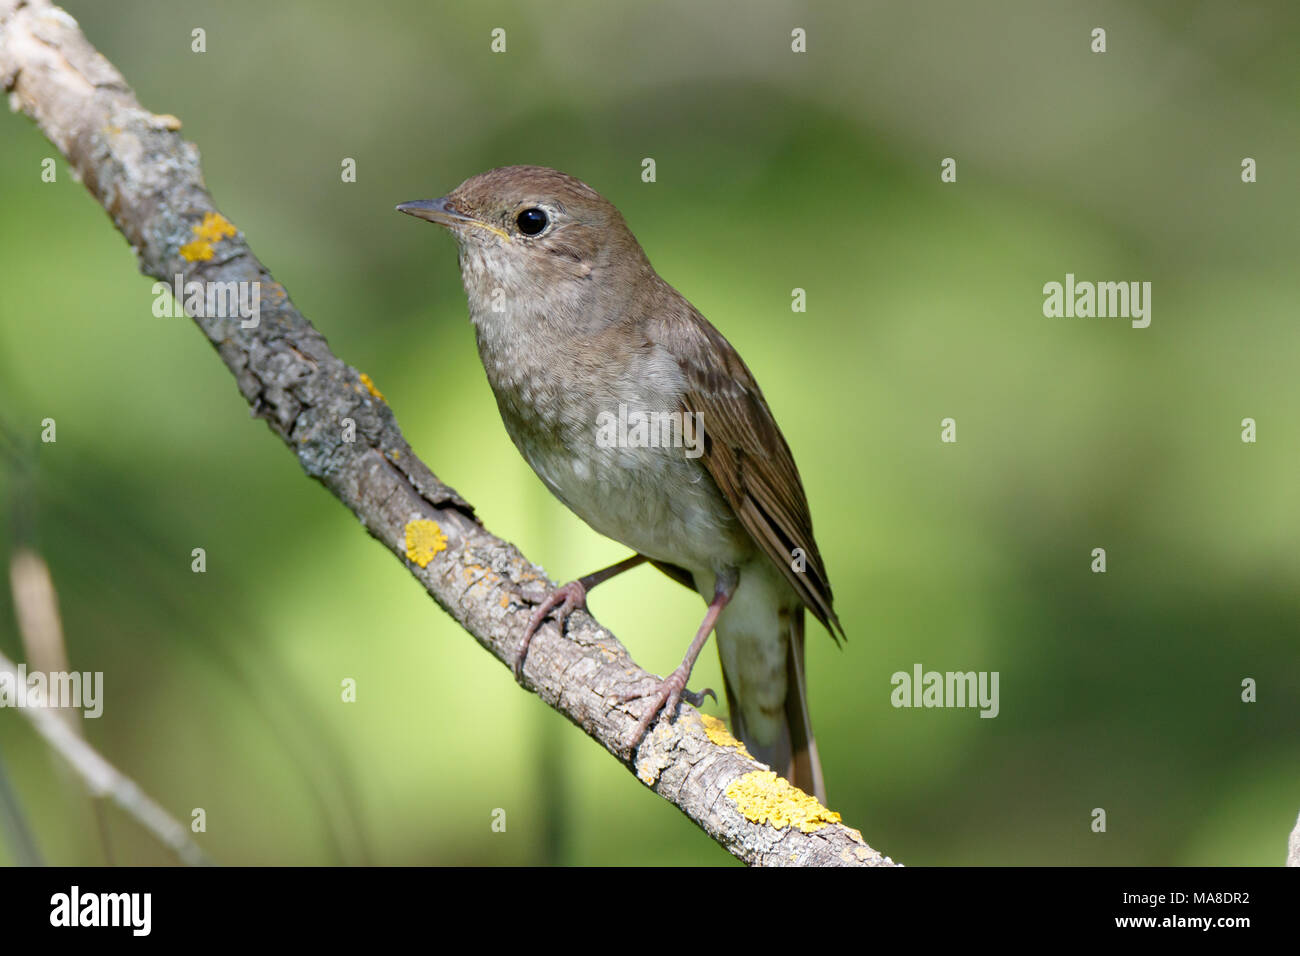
398 166 652 327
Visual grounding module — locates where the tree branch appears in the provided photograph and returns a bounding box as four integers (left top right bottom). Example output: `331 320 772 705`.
0 0 896 866
0 647 211 866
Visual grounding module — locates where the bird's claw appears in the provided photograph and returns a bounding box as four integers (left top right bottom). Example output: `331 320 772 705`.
616 666 713 749
514 579 588 682
682 686 717 707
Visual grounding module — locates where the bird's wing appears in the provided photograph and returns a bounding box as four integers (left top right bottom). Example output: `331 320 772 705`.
650 300 844 642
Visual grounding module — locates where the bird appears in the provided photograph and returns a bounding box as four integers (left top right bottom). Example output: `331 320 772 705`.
397 166 843 802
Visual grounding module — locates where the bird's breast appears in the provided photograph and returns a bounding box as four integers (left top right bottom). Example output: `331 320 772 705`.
468 306 751 574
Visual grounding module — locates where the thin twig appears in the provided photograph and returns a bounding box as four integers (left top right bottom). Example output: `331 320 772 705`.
0 649 209 865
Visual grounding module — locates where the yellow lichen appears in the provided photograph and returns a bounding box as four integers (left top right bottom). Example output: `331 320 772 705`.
180 212 237 261
700 713 753 760
725 770 842 833
359 372 385 402
404 519 447 568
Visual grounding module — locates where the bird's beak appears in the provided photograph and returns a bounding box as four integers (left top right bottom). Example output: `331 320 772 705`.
396 197 511 242
396 197 471 227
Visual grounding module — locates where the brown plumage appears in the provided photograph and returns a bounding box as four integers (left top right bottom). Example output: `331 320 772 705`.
398 166 843 802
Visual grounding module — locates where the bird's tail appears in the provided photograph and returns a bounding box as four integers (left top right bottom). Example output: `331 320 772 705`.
720 604 826 805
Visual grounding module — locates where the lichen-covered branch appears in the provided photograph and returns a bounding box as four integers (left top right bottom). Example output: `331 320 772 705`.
0 0 896 866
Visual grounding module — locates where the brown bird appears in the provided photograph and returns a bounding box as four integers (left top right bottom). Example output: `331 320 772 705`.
398 166 843 802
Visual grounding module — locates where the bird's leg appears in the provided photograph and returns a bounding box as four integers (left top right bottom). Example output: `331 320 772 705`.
514 553 648 681
620 569 737 749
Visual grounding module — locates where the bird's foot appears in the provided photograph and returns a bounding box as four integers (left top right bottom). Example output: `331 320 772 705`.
616 667 716 749
514 579 588 682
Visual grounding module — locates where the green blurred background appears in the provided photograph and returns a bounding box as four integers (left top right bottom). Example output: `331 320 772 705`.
1 0 1296 865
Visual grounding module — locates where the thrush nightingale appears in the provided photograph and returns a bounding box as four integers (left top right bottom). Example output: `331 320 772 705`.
398 166 843 801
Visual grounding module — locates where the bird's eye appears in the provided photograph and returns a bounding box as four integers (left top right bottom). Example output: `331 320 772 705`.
516 208 549 236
